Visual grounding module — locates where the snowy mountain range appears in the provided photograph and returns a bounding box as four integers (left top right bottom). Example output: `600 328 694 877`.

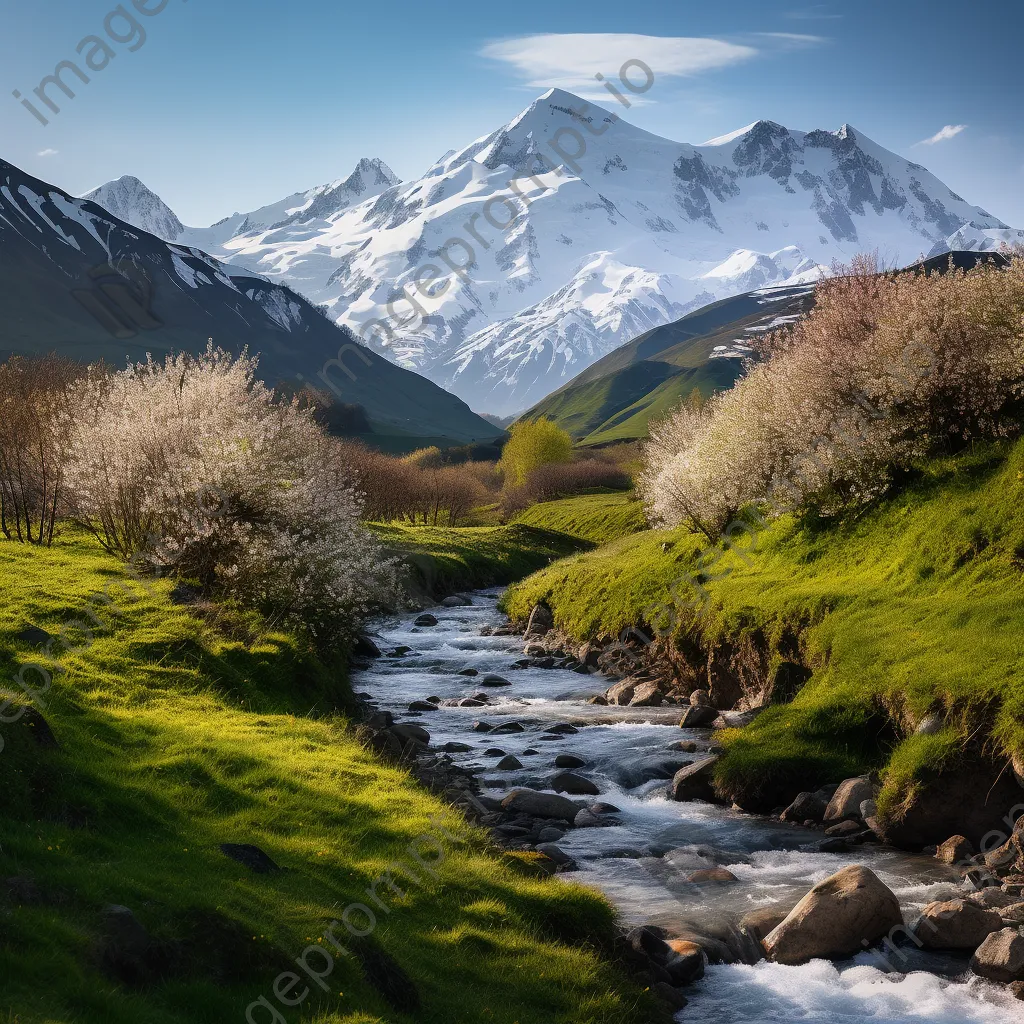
0 157 498 444
84 90 1023 414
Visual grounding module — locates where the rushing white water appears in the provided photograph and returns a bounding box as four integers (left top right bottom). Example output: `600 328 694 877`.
353 591 1023 1022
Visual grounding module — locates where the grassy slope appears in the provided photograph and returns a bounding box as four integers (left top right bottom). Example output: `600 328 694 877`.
518 362 681 440
580 363 740 447
371 523 591 599
520 288 813 444
512 493 648 546
503 442 1024 815
0 533 661 1024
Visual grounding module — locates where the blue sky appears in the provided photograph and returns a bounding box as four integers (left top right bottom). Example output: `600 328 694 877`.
2 0 1022 227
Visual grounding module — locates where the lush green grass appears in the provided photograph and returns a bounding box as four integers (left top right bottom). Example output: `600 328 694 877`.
503 442 1024 816
371 522 591 600
512 493 648 546
0 532 663 1024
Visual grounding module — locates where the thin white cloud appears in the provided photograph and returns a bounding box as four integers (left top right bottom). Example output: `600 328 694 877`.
480 33 759 101
37 148 58 157
918 124 968 145
752 32 828 46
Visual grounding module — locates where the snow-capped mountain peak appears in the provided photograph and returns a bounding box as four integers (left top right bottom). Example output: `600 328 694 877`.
82 157 401 251
83 174 185 242
83 93 1019 415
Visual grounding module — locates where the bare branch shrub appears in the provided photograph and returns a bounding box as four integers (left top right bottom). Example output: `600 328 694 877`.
502 458 631 516
0 355 81 545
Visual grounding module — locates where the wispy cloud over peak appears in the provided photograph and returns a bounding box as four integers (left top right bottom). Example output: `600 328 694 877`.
480 33 759 102
918 124 968 145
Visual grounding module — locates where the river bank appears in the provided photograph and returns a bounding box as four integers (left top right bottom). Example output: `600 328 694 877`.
353 590 1024 1020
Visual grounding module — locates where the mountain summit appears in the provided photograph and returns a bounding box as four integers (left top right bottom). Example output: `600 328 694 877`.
84 93 1023 414
83 175 186 242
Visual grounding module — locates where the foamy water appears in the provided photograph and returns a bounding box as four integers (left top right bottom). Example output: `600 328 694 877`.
354 591 1024 1022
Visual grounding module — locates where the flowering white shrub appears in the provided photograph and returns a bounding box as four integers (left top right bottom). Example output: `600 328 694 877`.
65 344 397 640
642 253 1024 533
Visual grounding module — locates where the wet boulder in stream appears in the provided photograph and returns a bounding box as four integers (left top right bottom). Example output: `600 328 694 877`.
669 756 720 802
551 771 601 796
492 722 525 735
679 705 719 728
914 899 1004 949
628 681 664 707
763 865 903 965
971 928 1024 983
574 808 621 828
605 679 638 705
936 835 975 865
501 789 581 820
555 754 587 769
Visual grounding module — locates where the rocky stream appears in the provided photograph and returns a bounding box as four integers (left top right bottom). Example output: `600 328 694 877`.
352 590 1024 1022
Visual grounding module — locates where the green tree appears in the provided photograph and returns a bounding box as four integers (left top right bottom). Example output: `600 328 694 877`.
499 417 573 488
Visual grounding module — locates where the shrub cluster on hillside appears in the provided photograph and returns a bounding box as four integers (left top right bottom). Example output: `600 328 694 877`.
499 417 573 487
0 345 396 641
642 254 1024 535
501 458 632 515
0 354 80 545
339 442 497 525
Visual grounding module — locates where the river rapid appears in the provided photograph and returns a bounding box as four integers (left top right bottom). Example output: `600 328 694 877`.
353 590 1022 1022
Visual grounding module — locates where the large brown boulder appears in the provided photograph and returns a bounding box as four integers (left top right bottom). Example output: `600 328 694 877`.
605 679 637 706
875 756 1024 849
970 928 1024 983
935 835 974 865
823 777 874 825
679 705 719 727
763 865 903 965
914 899 1004 950
739 906 792 943
525 603 553 637
984 820 1024 877
669 756 719 802
629 681 665 707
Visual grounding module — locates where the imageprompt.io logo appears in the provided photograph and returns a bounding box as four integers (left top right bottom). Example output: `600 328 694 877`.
72 262 162 339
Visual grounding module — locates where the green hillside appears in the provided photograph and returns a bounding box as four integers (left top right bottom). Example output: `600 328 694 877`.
511 492 647 545
0 530 660 1024
503 440 1024 831
519 286 814 444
